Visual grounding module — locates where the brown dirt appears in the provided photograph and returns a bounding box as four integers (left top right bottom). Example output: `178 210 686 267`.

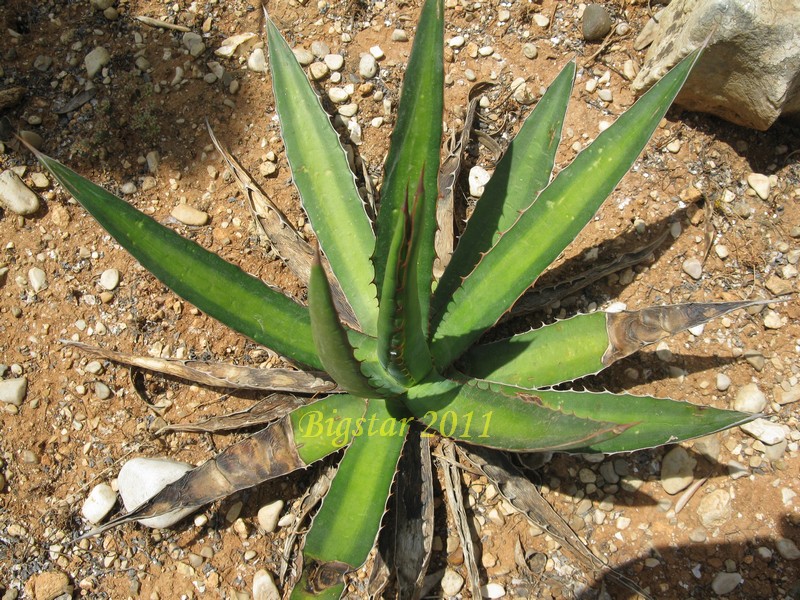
1 0 800 599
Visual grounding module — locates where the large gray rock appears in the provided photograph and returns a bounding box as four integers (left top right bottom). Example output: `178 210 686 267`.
632 0 800 130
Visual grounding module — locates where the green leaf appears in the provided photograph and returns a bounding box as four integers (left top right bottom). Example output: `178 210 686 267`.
431 50 701 368
294 399 409 599
431 60 575 323
267 16 378 335
402 376 627 451
34 151 321 368
289 394 368 464
373 0 443 317
459 311 609 387
460 300 774 388
377 175 434 386
530 389 756 453
309 249 381 397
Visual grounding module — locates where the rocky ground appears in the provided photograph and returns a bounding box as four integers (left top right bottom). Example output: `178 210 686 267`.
1 0 800 598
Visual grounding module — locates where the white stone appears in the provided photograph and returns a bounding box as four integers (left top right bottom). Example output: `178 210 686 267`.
632 0 800 130
309 62 330 80
328 86 350 103
392 29 409 42
776 538 800 560
257 499 284 533
369 45 384 59
715 244 729 259
171 204 209 226
323 53 344 71
682 257 703 280
99 268 120 291
117 457 196 528
81 483 117 524
740 418 787 445
747 173 771 199
447 35 465 48
84 46 110 77
359 54 378 79
215 32 257 58
468 166 492 197
661 446 696 495
293 48 315 65
597 88 613 102
716 373 731 392
182 32 205 57
763 310 784 329
441 568 464 596
28 267 47 292
480 582 505 598
0 377 27 406
247 48 268 72
533 13 550 27
734 383 767 413
0 169 39 215
697 489 731 528
712 572 742 595
252 569 281 600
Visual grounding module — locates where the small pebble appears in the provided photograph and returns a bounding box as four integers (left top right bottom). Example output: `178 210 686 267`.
257 499 284 533
26 571 73 600
715 244 729 259
667 139 682 153
697 489 732 528
0 169 40 215
94 381 112 400
359 54 378 78
468 166 491 197
391 29 409 42
746 173 771 200
583 4 613 41
182 32 205 57
28 267 47 292
660 446 696 495
171 204 209 226
310 40 330 58
532 13 550 27
716 373 731 392
448 35 465 48
480 582 505 598
293 48 314 65
682 257 703 280
597 88 613 102
734 383 767 413
740 418 786 445
712 572 742 595
441 568 464 596
99 268 120 291
328 87 350 103
252 569 281 600
763 310 783 329
81 483 117 524
727 460 749 480
323 53 344 71
776 538 800 560
84 46 110 77
522 43 538 59
623 59 638 80
248 48 268 72
120 182 137 195
0 377 27 406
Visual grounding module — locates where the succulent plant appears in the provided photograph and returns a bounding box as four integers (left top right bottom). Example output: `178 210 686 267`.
30 0 767 597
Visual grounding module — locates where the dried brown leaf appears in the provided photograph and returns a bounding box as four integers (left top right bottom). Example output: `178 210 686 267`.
64 340 337 393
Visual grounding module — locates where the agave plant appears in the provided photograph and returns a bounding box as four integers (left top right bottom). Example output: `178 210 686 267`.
29 0 766 597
